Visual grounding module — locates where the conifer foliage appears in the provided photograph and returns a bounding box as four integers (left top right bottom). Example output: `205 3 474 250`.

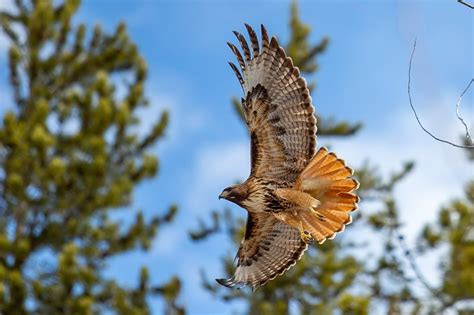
190 1 473 314
0 1 182 314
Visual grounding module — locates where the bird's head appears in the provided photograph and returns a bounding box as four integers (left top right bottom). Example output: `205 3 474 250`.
219 184 249 206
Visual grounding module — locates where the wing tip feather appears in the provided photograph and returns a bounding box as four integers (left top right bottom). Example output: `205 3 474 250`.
269 36 279 49
233 30 251 61
261 24 269 43
228 61 244 87
244 23 259 56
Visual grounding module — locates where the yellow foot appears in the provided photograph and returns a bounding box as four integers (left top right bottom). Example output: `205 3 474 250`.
300 230 313 243
309 207 326 221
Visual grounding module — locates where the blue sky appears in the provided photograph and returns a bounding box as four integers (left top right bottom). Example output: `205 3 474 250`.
0 0 472 314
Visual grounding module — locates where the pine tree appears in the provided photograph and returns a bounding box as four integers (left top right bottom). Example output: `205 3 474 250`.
190 1 473 314
414 179 474 314
0 1 182 314
190 1 380 314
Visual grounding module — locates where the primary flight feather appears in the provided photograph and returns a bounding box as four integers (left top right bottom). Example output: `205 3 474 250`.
217 24 359 290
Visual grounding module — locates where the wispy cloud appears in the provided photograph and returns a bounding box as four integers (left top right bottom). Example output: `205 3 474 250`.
186 140 250 213
0 0 14 11
331 95 472 241
0 0 15 55
136 71 210 155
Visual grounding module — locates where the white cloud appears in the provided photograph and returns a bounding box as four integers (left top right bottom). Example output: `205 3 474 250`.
0 0 14 12
186 140 250 213
147 91 208 148
332 102 472 237
328 92 472 289
313 93 473 305
186 91 472 236
152 223 186 256
0 0 15 54
162 85 472 311
131 71 210 157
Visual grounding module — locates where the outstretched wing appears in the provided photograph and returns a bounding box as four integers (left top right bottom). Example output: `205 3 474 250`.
228 24 317 183
216 212 307 289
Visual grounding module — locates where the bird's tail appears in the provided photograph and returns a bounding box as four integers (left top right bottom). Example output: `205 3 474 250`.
294 147 359 243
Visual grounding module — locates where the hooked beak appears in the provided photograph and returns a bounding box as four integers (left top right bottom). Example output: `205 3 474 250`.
219 190 228 200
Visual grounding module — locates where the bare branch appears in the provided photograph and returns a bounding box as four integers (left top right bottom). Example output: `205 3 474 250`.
396 232 455 311
458 0 474 9
455 79 474 145
396 233 439 296
408 39 474 149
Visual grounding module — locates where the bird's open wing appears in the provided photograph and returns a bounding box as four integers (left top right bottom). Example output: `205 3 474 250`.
228 24 317 182
216 212 307 289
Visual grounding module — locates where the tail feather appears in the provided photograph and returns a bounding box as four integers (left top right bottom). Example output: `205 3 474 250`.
321 201 355 212
318 159 352 176
303 147 331 169
322 196 358 207
299 213 327 244
319 166 352 179
319 208 353 223
295 147 359 243
299 211 340 243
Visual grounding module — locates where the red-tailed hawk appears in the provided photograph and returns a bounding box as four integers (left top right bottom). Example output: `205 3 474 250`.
217 24 359 289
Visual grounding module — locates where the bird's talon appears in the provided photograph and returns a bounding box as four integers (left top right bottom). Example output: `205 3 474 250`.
310 207 326 221
300 230 313 243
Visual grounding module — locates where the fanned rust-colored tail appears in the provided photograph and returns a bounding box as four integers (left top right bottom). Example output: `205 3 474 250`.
295 147 359 243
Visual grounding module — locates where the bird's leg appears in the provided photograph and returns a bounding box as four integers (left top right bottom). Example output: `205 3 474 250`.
300 230 313 244
306 199 326 221
310 208 326 221
273 210 313 244
298 220 313 244
300 228 313 244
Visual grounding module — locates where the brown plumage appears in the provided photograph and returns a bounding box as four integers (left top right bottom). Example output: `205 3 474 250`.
217 24 359 290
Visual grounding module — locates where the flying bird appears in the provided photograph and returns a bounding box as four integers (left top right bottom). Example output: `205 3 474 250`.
217 24 359 290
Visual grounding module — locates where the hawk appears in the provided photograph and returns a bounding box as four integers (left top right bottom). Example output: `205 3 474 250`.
217 24 359 289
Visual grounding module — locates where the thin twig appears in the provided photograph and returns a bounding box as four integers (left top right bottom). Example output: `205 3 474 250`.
408 39 474 149
458 0 474 9
455 79 474 145
396 233 437 295
396 232 453 310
